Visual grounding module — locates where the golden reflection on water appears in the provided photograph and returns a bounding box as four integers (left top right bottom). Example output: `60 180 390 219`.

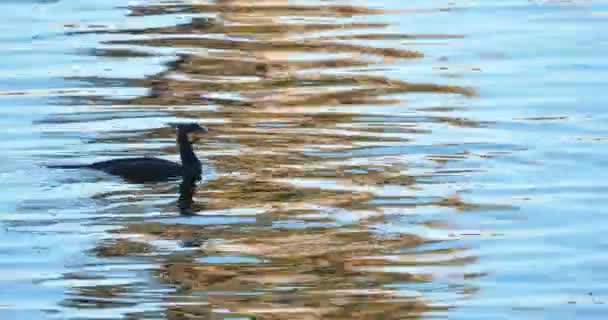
47 0 499 318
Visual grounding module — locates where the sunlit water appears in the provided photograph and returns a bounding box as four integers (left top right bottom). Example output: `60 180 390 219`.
1 0 607 319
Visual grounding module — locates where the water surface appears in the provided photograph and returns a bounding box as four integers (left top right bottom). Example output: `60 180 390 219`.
1 0 607 319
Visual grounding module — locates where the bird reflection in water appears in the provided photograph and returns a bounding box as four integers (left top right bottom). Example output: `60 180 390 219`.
178 171 199 215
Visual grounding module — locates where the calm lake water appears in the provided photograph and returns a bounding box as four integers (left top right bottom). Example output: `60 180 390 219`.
1 0 607 319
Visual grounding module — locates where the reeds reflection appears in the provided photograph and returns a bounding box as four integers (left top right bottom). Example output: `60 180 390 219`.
41 0 510 318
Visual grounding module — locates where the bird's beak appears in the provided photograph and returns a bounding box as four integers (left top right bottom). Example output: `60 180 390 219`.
188 126 209 142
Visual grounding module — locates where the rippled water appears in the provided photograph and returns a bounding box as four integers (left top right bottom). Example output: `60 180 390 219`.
1 0 607 319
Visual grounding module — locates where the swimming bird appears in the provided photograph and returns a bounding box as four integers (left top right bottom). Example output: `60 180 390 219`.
48 123 208 183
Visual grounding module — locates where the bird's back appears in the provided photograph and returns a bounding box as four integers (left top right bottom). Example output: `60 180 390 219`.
90 157 183 182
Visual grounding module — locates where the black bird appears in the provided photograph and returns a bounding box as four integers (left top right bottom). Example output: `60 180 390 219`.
48 123 208 183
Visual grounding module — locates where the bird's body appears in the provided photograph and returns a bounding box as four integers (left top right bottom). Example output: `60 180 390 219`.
94 157 184 181
48 123 207 183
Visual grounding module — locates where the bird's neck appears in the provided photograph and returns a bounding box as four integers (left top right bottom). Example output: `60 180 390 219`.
178 133 199 166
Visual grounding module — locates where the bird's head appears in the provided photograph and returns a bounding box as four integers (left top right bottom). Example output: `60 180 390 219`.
173 123 209 143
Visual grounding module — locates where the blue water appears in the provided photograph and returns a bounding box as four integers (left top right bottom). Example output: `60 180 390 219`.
1 0 608 319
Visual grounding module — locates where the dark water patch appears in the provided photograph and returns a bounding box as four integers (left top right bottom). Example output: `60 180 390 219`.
71 17 387 37
106 36 425 58
92 239 155 257
123 3 390 17
84 48 159 58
